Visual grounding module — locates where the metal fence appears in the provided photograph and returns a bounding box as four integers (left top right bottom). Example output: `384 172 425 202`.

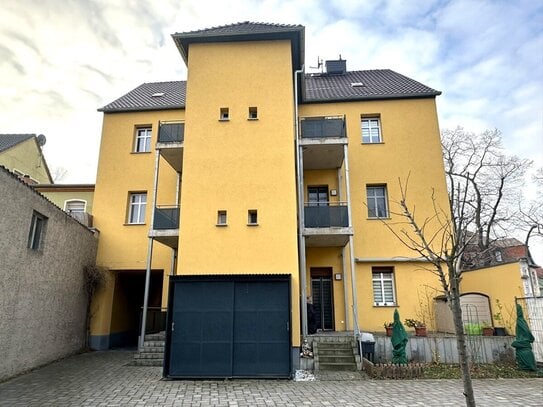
515 296 543 363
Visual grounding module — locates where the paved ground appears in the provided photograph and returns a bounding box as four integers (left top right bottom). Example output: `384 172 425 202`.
0 351 541 406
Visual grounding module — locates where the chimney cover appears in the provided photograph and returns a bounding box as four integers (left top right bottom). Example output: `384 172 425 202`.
325 59 346 75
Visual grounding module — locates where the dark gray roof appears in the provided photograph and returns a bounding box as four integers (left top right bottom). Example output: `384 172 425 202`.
172 21 305 70
303 69 441 103
99 69 440 113
98 81 186 112
0 134 34 153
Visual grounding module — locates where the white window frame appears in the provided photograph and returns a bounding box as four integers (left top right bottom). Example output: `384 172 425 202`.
367 185 389 218
64 199 87 213
372 268 396 306
128 193 147 224
361 117 382 143
134 127 152 153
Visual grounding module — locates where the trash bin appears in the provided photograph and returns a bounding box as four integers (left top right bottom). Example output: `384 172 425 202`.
358 332 375 362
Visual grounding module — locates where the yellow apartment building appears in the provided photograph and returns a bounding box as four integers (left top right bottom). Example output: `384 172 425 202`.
91 22 450 377
0 134 52 184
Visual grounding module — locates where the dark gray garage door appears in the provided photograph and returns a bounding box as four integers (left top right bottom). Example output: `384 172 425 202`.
164 275 291 378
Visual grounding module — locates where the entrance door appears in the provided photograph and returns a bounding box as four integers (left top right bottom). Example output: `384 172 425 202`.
311 268 334 331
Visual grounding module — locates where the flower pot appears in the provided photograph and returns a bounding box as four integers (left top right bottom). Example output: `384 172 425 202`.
493 327 507 336
415 326 427 337
482 327 494 336
385 326 393 337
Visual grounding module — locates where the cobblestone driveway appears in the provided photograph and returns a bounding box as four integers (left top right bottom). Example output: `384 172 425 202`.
0 351 541 406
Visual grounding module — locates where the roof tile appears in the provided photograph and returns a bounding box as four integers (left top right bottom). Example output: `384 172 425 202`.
0 134 35 153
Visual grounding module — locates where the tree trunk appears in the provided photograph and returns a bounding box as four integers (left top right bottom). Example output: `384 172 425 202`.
449 267 476 407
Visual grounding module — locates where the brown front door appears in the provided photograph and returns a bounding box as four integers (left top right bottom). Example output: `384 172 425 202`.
310 267 334 331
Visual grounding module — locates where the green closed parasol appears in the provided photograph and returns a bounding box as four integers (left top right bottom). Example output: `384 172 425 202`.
511 304 537 371
391 309 408 364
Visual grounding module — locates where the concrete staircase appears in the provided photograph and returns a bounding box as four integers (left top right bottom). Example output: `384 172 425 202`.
310 333 361 371
133 332 165 366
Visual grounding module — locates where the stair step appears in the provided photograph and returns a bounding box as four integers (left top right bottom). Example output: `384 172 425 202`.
319 355 355 363
319 362 358 371
317 349 353 356
144 332 166 341
133 359 164 366
143 340 165 347
134 352 164 360
141 346 164 353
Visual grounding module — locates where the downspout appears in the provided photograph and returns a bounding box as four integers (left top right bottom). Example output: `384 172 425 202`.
294 65 308 338
343 143 359 338
338 166 350 331
171 171 181 277
139 148 161 350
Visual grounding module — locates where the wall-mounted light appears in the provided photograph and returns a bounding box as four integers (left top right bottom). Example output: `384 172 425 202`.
334 273 342 280
330 189 337 196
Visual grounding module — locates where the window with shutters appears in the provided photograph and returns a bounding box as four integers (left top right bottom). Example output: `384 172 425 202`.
372 267 396 306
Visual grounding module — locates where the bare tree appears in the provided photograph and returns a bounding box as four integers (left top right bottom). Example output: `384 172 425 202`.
517 167 543 258
382 176 477 406
379 128 532 407
441 127 531 251
52 166 68 183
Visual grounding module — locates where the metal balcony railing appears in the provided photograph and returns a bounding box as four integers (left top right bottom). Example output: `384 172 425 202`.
153 205 180 230
158 122 184 143
301 117 345 139
304 203 349 228
67 211 93 227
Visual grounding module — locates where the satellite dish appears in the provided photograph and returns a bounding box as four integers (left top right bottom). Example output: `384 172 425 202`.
37 134 46 146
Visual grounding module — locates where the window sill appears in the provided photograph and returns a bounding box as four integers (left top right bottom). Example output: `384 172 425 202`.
247 118 259 121
130 151 152 154
218 118 230 122
247 223 259 226
124 223 146 226
361 142 385 145
367 217 391 220
373 304 398 307
216 223 228 227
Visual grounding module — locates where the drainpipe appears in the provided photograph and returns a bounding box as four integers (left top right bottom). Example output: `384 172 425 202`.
139 149 161 350
171 171 181 276
294 65 308 338
338 166 350 331
343 143 359 339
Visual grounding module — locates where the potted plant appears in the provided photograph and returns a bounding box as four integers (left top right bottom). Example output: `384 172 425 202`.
384 322 393 337
493 299 508 336
481 321 494 336
404 318 427 337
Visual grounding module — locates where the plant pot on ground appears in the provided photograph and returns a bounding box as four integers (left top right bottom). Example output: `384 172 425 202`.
405 318 427 336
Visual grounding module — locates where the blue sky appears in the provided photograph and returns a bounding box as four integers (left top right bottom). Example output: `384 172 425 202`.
1 0 542 255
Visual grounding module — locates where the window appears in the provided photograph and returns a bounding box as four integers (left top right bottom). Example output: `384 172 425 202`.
308 186 329 206
220 108 229 121
134 127 152 152
248 107 258 119
248 210 258 225
64 200 86 213
372 268 396 306
361 117 381 143
495 251 503 262
128 193 146 224
217 210 227 226
28 211 47 250
367 185 388 218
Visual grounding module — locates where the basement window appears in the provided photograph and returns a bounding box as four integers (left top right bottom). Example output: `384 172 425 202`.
248 107 258 120
219 108 230 121
247 210 258 225
217 210 227 226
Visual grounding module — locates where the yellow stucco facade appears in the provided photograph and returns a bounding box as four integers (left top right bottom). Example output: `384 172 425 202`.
90 23 454 355
0 136 51 184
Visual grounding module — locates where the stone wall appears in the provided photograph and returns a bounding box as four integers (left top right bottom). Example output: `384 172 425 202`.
0 168 98 381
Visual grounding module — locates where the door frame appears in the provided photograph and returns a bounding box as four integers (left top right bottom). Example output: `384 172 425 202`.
310 267 335 331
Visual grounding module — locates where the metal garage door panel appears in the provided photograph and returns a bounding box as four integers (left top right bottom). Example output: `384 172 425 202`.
233 281 290 377
169 281 234 377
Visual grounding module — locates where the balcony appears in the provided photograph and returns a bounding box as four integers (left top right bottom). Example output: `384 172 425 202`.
149 205 179 248
68 211 93 228
156 122 184 172
303 203 352 247
300 117 347 170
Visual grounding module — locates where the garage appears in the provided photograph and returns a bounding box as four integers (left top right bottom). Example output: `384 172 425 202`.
163 275 291 378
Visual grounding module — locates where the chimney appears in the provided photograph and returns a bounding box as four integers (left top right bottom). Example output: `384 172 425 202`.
325 56 346 75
